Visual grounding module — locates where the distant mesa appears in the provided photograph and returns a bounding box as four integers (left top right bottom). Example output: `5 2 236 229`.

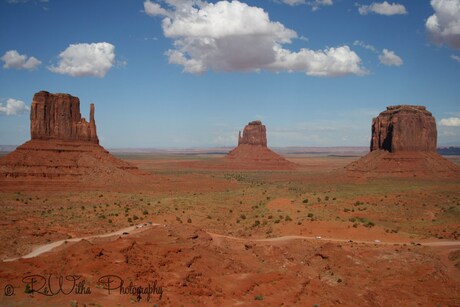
0 91 146 185
225 120 295 170
347 105 460 178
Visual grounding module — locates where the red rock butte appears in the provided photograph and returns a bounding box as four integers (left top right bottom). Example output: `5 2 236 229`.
226 121 295 170
238 120 267 146
370 105 437 153
0 91 146 185
31 91 99 143
347 105 459 178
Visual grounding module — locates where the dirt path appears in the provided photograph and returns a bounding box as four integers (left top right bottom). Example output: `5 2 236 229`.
206 232 460 247
3 224 459 262
2 223 160 262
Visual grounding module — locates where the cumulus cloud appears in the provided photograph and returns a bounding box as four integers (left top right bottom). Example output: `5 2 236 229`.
1 50 41 70
144 0 365 76
354 41 403 67
358 1 407 16
48 42 116 77
270 45 366 76
144 0 171 16
426 0 460 49
0 99 30 116
439 117 460 126
452 55 460 62
378 49 403 66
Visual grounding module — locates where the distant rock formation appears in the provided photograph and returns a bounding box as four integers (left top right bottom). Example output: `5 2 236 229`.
347 105 459 178
0 91 147 184
370 105 436 153
225 120 295 170
238 120 267 146
31 91 99 143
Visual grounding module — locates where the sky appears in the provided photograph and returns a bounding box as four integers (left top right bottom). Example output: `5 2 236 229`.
0 0 459 148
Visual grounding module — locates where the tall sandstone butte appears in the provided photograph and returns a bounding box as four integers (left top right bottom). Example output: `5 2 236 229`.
346 104 459 178
225 120 295 170
370 105 437 153
30 91 99 143
0 91 146 183
238 120 267 147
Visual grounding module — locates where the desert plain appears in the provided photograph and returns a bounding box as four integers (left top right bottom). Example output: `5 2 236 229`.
0 150 459 306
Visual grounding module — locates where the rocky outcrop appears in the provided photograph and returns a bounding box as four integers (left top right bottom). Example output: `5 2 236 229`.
225 120 295 170
347 105 459 178
30 91 98 143
238 121 267 147
370 105 436 153
0 91 147 184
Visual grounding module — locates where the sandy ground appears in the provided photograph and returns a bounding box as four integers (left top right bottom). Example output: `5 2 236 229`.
0 154 459 306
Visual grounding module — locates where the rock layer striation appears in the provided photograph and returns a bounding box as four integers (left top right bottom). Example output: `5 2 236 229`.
370 105 436 153
30 91 99 143
0 91 146 184
226 120 295 170
347 105 459 178
238 120 267 147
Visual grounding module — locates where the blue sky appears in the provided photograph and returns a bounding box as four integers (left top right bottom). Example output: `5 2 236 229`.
1 0 459 148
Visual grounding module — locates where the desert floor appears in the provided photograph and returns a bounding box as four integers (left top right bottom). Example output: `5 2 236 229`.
0 154 459 306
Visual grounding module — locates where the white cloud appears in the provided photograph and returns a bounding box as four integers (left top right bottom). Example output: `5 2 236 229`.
1 50 41 70
278 0 332 11
0 99 30 116
280 0 306 5
48 42 116 77
358 1 407 16
309 0 333 11
353 40 378 53
439 117 460 127
144 0 171 17
452 54 460 62
354 41 404 67
426 0 460 49
145 0 365 76
270 45 367 76
378 49 403 66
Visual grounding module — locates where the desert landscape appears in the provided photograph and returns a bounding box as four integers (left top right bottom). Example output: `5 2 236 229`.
0 92 459 306
1 1 460 306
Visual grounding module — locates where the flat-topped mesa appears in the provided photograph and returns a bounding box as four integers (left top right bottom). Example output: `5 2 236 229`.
238 120 267 147
370 105 436 153
30 91 99 144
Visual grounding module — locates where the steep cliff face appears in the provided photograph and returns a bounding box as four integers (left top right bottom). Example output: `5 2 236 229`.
30 91 98 143
238 120 267 147
226 120 295 170
0 91 147 184
347 105 459 178
370 105 436 153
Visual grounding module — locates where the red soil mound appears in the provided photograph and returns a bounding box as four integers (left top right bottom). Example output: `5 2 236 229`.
0 140 147 183
346 150 460 178
225 144 296 170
